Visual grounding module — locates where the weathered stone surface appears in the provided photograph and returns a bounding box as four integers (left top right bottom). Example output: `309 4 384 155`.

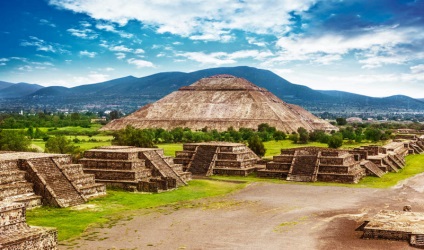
174 142 260 176
0 152 106 208
101 75 337 133
0 202 57 250
258 147 366 183
80 146 191 192
361 210 424 248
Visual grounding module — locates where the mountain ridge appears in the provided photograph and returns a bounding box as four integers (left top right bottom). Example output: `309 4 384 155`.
1 66 423 112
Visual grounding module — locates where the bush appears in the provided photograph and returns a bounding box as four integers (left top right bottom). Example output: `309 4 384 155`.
248 135 266 157
328 133 343 148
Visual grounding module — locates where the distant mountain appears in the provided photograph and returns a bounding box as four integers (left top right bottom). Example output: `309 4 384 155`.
0 81 13 91
0 82 44 98
2 66 424 113
318 90 424 111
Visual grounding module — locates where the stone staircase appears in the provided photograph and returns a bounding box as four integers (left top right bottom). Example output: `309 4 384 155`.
25 157 86 207
382 157 399 172
360 160 386 177
287 154 319 182
388 155 404 169
187 145 218 175
411 234 424 248
56 162 106 199
0 202 57 249
141 150 187 186
0 160 41 209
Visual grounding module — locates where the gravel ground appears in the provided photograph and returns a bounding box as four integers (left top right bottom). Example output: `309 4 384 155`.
61 174 424 250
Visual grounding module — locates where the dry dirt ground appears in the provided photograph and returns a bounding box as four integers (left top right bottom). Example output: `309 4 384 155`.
61 174 424 250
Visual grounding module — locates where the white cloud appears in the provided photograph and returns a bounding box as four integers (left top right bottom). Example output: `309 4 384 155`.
39 19 56 28
96 22 133 38
246 37 267 47
67 28 98 39
0 58 9 62
104 67 115 71
274 26 423 67
49 0 316 41
115 53 126 60
20 36 69 54
127 58 155 68
79 21 92 27
73 72 109 84
109 45 132 52
134 48 145 54
410 64 424 74
177 50 273 65
79 50 97 58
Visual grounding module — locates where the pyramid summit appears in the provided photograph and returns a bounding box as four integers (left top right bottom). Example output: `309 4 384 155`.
101 75 337 133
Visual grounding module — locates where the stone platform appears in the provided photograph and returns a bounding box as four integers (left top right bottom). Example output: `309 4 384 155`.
79 146 191 193
0 202 57 249
257 147 366 183
174 142 260 176
361 210 424 248
0 152 105 208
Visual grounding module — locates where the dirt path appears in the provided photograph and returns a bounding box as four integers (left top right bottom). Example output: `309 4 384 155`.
60 176 424 250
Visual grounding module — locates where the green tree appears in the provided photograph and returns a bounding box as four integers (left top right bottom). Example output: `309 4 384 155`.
297 127 309 144
336 117 347 126
112 126 155 148
289 133 299 143
0 130 31 151
328 133 343 148
45 136 80 154
248 135 266 157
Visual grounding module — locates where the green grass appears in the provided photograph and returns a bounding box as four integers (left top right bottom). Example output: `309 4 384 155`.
26 180 245 241
155 143 183 156
263 140 328 158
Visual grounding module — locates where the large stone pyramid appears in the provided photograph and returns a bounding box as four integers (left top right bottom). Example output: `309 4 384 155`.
101 75 336 133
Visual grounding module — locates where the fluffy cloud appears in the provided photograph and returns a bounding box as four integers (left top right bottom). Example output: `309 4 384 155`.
67 28 98 39
109 45 132 52
274 26 423 67
79 50 97 58
49 0 316 41
95 22 133 38
127 58 155 68
177 50 273 65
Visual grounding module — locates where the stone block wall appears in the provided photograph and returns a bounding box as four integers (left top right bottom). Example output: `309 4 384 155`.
0 202 57 250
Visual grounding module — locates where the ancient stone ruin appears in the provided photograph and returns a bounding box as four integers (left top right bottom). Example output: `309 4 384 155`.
174 142 260 176
0 202 57 249
0 152 106 208
351 142 408 174
257 147 366 183
360 210 424 248
101 74 337 133
79 146 192 193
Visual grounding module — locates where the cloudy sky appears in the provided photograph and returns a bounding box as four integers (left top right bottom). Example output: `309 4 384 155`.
1 0 423 98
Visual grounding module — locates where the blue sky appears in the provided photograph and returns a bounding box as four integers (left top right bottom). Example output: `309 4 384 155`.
1 0 423 98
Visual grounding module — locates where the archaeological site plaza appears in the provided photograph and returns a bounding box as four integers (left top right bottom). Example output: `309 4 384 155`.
0 76 423 248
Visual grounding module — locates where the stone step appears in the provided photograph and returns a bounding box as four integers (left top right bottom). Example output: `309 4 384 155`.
60 164 83 175
84 168 149 181
0 161 20 172
0 182 34 200
3 193 42 209
0 170 27 185
70 174 96 187
78 183 106 199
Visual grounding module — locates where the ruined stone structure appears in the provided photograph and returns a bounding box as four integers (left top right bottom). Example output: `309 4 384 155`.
0 202 57 249
360 210 424 248
0 152 106 208
101 75 337 133
351 142 408 173
174 142 261 176
408 136 424 154
79 146 191 193
257 147 367 183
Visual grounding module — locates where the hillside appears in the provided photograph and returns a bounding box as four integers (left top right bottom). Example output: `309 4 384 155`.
0 82 44 98
1 66 424 113
0 81 13 91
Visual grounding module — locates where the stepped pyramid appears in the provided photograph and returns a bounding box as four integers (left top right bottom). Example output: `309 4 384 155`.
79 146 191 192
0 152 106 208
101 75 337 133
